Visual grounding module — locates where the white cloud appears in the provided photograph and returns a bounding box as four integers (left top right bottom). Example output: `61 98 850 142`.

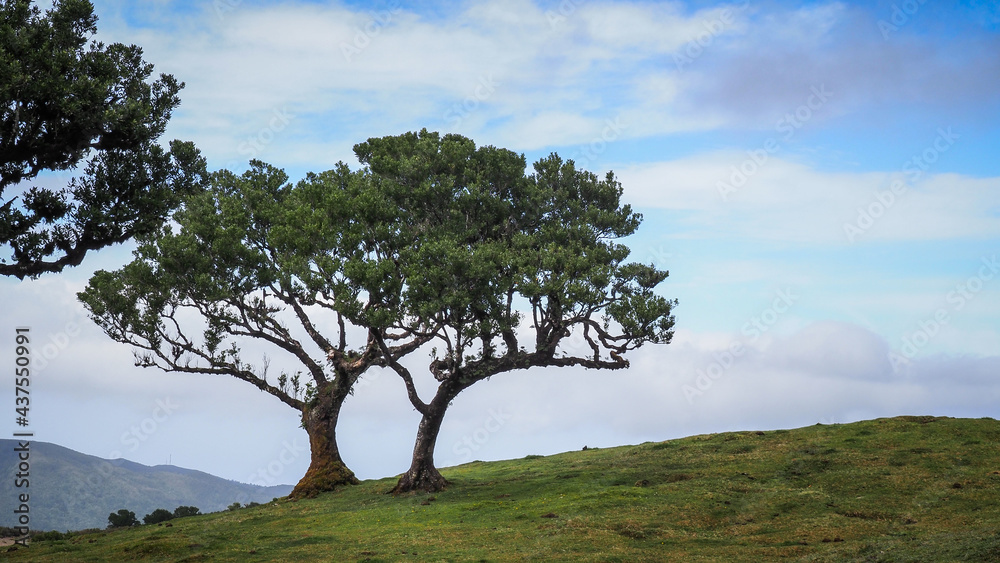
616 153 1000 243
80 0 1000 168
577 2 737 53
83 0 760 161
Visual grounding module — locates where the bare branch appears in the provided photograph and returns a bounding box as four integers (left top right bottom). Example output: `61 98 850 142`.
373 332 429 415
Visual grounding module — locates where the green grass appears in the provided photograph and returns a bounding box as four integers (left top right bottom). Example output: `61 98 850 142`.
8 416 1000 562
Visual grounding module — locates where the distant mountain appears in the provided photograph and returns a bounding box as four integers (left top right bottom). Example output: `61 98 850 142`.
0 440 293 532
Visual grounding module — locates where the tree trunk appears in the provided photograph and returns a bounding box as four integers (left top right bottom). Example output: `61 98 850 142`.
391 384 459 494
289 385 359 499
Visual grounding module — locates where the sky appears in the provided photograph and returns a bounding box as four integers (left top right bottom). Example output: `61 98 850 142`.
1 0 998 489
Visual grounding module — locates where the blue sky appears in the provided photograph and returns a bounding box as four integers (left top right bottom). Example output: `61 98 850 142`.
2 0 998 488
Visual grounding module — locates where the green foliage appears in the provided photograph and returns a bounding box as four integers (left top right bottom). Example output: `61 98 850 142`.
227 502 242 512
141 508 173 525
79 129 676 494
0 0 207 278
106 509 138 528
80 130 674 394
350 130 675 382
172 506 200 518
77 159 359 396
11 417 1000 562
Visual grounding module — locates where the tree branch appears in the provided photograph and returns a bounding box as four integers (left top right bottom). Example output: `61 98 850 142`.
372 332 429 415
122 312 304 410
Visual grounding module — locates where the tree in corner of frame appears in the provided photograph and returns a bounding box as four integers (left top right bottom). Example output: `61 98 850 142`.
78 129 676 498
0 0 207 279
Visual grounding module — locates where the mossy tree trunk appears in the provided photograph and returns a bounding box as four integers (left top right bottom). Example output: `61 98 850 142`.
289 383 358 499
391 383 460 494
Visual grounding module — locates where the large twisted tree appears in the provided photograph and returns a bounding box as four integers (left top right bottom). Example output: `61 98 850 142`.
79 129 675 498
353 131 677 492
1 0 205 278
79 162 429 498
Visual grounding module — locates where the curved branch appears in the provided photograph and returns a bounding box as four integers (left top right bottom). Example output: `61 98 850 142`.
127 319 304 410
212 295 328 385
373 332 429 415
276 283 334 382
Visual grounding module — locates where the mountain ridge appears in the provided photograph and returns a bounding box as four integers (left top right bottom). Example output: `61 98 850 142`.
0 439 292 531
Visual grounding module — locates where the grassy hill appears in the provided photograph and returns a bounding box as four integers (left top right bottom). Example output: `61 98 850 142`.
0 440 292 532
7 416 1000 562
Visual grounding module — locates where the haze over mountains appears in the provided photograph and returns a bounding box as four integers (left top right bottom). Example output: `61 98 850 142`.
0 440 292 532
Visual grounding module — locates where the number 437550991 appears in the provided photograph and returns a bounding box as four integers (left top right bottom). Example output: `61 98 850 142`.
15 329 30 423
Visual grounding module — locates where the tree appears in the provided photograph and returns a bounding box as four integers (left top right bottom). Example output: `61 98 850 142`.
352 131 676 492
79 162 428 498
142 508 174 525
107 508 138 528
78 129 675 498
172 506 200 518
1 0 207 278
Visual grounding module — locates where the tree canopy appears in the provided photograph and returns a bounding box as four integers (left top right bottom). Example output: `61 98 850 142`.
352 130 676 491
1 0 206 278
142 508 174 525
79 129 675 496
107 508 138 528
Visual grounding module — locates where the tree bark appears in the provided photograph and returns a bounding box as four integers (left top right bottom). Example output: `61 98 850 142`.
391 383 460 494
289 384 358 499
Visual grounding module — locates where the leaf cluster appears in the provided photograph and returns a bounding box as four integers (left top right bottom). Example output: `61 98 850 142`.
141 508 173 525
106 509 138 528
1 0 206 278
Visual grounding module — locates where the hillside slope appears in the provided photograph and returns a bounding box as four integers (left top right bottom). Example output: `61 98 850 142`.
7 416 1000 562
0 440 292 531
